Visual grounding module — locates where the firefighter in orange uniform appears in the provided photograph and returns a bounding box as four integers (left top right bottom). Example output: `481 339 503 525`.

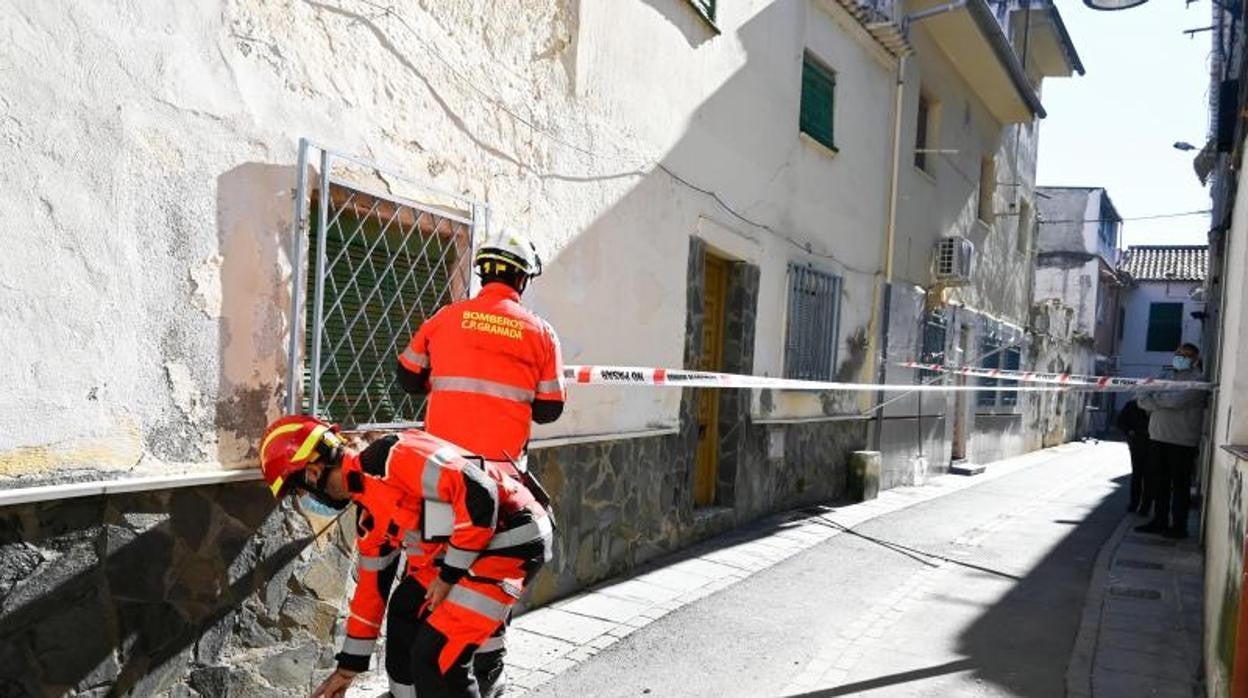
393 229 565 693
396 228 567 463
257 415 552 698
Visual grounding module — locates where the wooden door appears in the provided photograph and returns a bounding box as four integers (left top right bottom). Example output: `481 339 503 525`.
694 254 728 506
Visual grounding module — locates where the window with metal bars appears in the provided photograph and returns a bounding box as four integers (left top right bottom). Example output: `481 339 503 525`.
914 93 932 171
977 335 1002 407
304 186 471 427
1000 347 1021 406
918 312 948 381
800 54 837 152
783 264 842 381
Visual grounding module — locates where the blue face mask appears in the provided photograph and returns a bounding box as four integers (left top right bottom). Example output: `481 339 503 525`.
1172 355 1193 371
298 492 346 518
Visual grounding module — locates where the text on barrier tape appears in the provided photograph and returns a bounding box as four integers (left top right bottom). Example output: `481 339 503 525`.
562 365 1209 392
898 361 1212 391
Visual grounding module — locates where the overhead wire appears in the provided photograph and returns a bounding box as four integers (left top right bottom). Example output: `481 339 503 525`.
1037 209 1212 224
314 0 1117 416
312 0 886 272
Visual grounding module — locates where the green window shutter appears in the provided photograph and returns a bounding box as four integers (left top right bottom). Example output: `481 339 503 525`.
689 0 715 22
800 57 836 150
1145 302 1184 352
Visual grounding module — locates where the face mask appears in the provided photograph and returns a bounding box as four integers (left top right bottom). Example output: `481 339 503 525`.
298 493 345 518
293 467 350 513
1172 356 1193 371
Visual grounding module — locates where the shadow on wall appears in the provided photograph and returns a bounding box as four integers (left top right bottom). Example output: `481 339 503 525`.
0 483 343 697
638 0 718 49
516 0 871 604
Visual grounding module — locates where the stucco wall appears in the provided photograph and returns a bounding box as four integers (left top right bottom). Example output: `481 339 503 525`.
0 0 898 485
1203 159 1248 697
1118 280 1205 378
1033 188 1119 344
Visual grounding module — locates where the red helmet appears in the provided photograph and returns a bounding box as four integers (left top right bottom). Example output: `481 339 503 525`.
259 415 343 498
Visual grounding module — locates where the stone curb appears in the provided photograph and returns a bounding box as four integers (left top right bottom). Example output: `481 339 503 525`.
347 443 1092 697
1065 512 1134 698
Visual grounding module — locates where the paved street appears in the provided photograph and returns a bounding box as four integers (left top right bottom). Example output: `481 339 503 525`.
521 442 1134 698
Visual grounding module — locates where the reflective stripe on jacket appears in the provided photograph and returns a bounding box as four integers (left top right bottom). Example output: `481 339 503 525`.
341 431 499 663
338 431 549 670
399 282 565 460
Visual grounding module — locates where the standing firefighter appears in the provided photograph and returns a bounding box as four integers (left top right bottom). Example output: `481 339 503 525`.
258 416 552 698
393 228 565 692
396 227 567 463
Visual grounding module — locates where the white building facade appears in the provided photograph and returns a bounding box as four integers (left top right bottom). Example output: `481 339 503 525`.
875 0 1084 482
1116 246 1209 378
1032 186 1126 435
0 1 1084 694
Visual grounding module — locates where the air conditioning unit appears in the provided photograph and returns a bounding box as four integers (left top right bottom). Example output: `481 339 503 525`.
932 236 975 284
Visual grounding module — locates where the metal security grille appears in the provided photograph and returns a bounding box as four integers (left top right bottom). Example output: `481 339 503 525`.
1000 346 1022 406
977 335 1002 407
784 264 842 381
918 312 948 381
285 141 483 428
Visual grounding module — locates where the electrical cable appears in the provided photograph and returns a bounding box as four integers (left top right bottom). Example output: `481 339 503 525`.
1037 209 1212 224
311 0 888 272
806 515 1023 581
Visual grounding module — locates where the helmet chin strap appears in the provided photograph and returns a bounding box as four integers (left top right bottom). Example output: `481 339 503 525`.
300 460 350 511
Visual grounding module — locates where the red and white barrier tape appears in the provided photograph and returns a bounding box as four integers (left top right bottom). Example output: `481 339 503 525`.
897 361 1212 391
562 365 1206 392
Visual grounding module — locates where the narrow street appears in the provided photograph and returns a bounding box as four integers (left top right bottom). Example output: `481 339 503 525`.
527 442 1129 698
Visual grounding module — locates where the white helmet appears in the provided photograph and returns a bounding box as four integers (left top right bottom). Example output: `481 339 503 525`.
474 228 542 277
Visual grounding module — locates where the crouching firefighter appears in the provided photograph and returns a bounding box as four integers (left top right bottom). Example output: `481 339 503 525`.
258 415 553 698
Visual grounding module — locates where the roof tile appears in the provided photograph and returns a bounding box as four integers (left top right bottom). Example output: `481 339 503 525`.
1119 245 1207 282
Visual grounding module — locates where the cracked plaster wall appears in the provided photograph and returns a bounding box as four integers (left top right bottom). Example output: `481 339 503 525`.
892 26 1041 329
1 0 899 482
0 2 899 694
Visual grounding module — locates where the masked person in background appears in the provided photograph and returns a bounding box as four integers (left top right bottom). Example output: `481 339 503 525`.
395 228 565 693
1116 398 1153 516
257 416 552 698
1135 343 1208 539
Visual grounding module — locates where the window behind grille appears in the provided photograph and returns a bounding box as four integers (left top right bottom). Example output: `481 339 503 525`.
1000 347 1021 406
977 335 1003 407
304 188 469 427
919 313 948 381
784 265 842 381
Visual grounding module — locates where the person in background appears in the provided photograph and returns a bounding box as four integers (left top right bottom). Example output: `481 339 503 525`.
1116 398 1153 516
1134 343 1208 539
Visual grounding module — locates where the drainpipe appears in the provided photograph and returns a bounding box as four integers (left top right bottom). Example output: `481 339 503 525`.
871 52 908 451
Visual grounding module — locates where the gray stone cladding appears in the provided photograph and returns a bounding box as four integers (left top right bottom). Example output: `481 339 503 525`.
0 235 867 695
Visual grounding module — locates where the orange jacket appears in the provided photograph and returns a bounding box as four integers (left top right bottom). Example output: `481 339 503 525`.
336 430 548 671
397 282 565 460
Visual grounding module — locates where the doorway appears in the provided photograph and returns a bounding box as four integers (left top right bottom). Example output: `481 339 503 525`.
694 252 729 506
